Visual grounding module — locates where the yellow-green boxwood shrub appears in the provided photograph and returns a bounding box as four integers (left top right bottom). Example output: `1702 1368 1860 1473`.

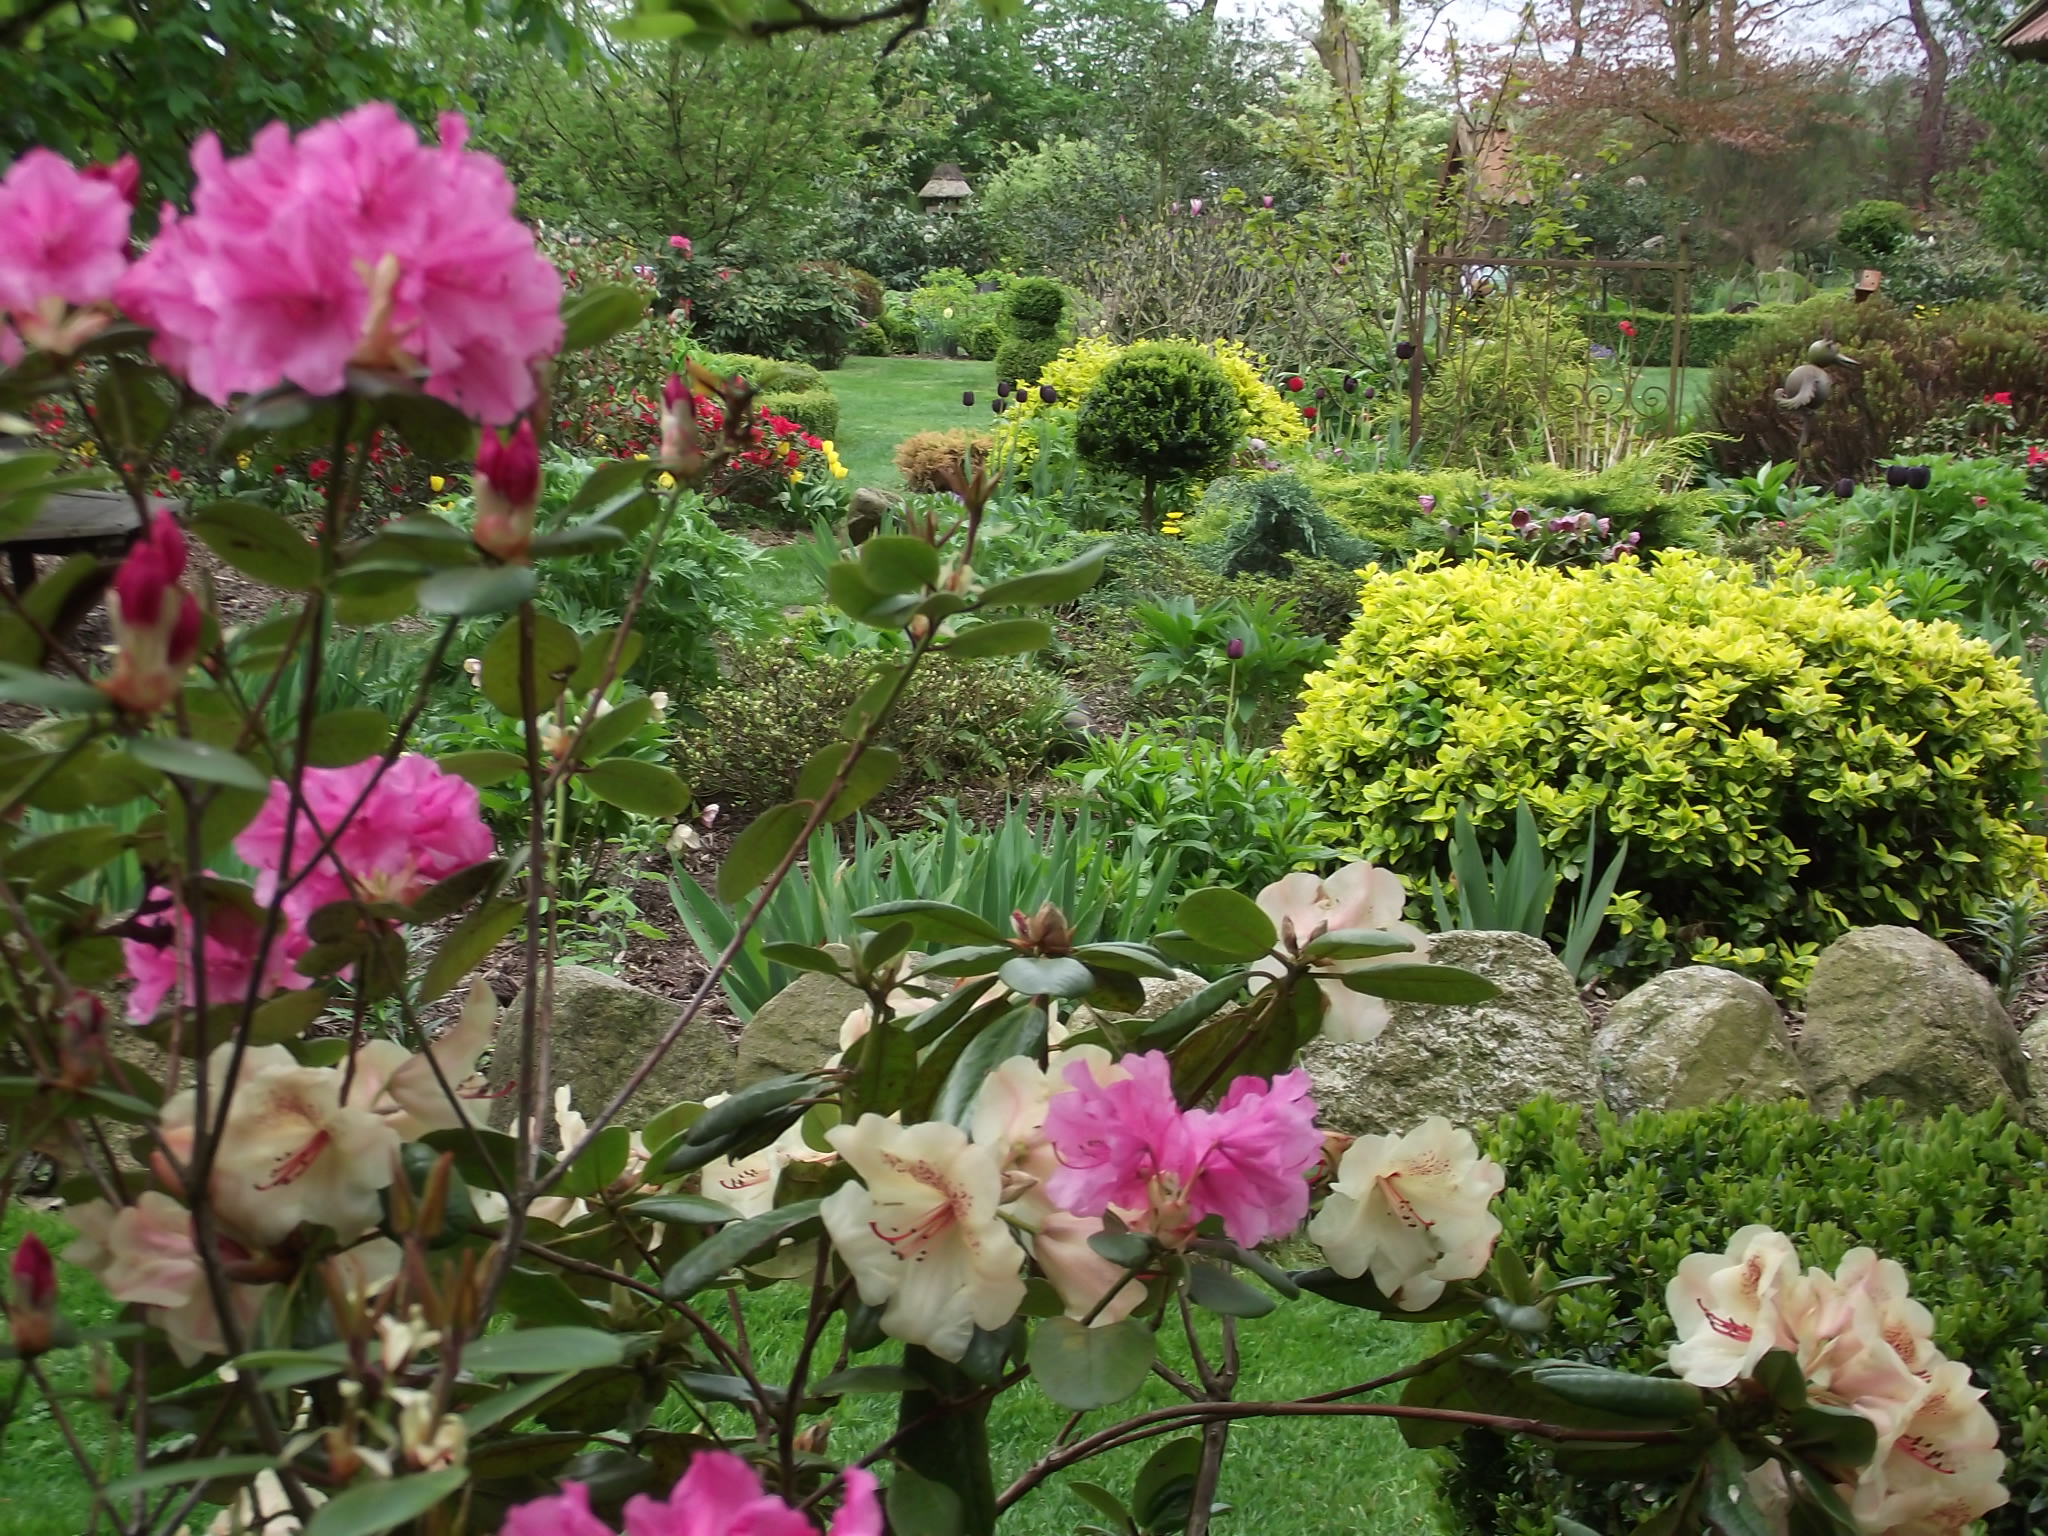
1442 1096 2048 1536
1281 553 2048 969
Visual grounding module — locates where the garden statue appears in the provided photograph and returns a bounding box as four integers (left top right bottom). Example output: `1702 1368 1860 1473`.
1775 337 1862 414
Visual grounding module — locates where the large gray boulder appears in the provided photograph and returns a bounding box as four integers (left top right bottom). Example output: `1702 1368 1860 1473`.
1798 926 2025 1116
1595 966 1805 1114
491 965 734 1141
2020 1009 2048 1132
735 969 869 1087
1305 931 1594 1135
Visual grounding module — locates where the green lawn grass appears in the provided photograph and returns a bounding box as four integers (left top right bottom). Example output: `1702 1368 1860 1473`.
828 356 995 491
3 1193 1440 1535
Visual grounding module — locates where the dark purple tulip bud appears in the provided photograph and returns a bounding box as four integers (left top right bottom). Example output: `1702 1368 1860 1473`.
1908 465 1932 490
1885 464 1911 488
1039 384 1057 405
1226 638 1245 660
962 391 975 407
1362 386 1376 400
1510 508 1531 529
1395 341 1417 361
1315 386 1328 400
1342 376 1357 393
997 380 1013 397
993 397 1008 414
1834 477 1856 499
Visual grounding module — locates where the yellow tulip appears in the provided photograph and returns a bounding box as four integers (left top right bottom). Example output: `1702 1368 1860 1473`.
635 452 649 461
657 471 677 489
790 470 805 483
832 466 848 479
429 475 445 493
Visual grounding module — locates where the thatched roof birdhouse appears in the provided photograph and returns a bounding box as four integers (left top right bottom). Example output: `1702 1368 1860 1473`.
918 163 972 211
2000 0 2048 58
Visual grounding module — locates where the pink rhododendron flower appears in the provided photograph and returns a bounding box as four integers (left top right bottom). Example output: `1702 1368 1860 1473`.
0 148 135 357
117 103 562 423
668 233 693 256
121 878 312 1023
1043 1051 1322 1248
234 753 494 921
100 512 202 714
503 1453 880 1536
8 1232 57 1357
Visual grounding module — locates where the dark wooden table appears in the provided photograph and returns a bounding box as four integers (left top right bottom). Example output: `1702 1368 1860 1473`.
4 488 145 591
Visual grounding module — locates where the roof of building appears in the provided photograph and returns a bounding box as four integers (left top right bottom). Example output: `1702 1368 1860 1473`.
918 163 973 200
2003 0 2048 58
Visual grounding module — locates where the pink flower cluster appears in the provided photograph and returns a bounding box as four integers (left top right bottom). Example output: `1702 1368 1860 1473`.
118 104 562 424
0 149 136 360
504 1453 878 1536
1043 1051 1323 1248
121 882 311 1024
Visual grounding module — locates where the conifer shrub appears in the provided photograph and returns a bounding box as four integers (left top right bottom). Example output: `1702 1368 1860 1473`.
1075 340 1245 527
1443 1096 2048 1536
1282 553 2048 975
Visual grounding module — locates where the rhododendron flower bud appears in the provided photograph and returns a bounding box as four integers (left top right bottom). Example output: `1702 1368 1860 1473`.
658 372 701 473
473 418 540 562
8 1233 57 1357
101 512 201 713
56 991 108 1089
1308 1118 1504 1310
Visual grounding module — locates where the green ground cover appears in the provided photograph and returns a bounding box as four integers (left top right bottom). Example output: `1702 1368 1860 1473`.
1 1204 116 1536
830 356 995 490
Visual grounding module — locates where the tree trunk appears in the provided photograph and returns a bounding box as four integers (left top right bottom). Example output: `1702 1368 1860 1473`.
1312 0 1365 107
1904 0 1949 208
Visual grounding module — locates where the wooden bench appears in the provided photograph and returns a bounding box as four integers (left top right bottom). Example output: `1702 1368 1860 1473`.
4 488 146 591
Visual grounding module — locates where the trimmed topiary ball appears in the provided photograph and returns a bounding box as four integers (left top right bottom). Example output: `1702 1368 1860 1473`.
992 335 1063 391
1002 276 1067 339
1074 341 1246 530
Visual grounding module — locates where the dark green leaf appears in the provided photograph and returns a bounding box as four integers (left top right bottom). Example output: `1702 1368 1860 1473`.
716 800 813 902
794 743 900 820
660 1199 823 1299
0 664 107 715
460 1370 579 1433
1028 1317 1155 1411
93 358 172 457
1067 1481 1135 1536
1701 1438 1773 1536
859 534 941 594
233 1344 352 1390
436 749 527 787
888 1462 965 1536
1137 969 1253 1046
759 943 846 976
976 545 1111 608
1524 1364 1704 1420
418 564 538 617
559 1125 633 1197
684 1074 820 1147
1086 1231 1153 1268
480 609 581 717
1292 1267 1481 1321
628 1194 742 1226
418 898 525 1003
575 696 655 761
464 1327 628 1375
103 1454 276 1499
126 737 269 791
561 284 650 352
1174 889 1278 963
855 900 1004 944
1301 928 1420 961
811 1364 931 1396
566 459 653 517
1133 1437 1204 1532
932 1003 1045 1126
303 1468 471 1536
568 626 646 695
405 860 506 924
999 955 1096 999
1339 962 1501 1005
943 618 1052 659
305 708 391 768
579 759 691 817
190 500 320 590
530 520 627 559
912 944 1018 979
1186 1259 1276 1318
377 390 477 460
1068 942 1178 979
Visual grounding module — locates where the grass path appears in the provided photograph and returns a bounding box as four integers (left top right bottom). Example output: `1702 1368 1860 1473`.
828 356 994 491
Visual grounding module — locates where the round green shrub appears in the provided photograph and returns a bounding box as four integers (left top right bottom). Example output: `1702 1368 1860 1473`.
993 335 1063 388
1837 198 1915 260
1003 276 1067 338
877 309 919 354
1075 341 1245 527
849 321 889 356
1282 553 2048 973
1446 1095 2048 1536
964 318 1004 360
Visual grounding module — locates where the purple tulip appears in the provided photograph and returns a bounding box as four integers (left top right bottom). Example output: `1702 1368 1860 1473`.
1885 464 1912 488
1342 376 1357 393
1417 494 1437 513
1226 638 1245 660
1315 386 1328 401
993 397 1009 414
1510 508 1531 529
1395 341 1417 361
962 391 975 407
997 380 1013 398
1361 386 1376 400
1834 477 1856 499
1908 465 1932 490
1040 384 1057 405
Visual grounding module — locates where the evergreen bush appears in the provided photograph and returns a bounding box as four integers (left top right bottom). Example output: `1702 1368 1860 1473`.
1075 340 1245 528
1443 1096 2048 1536
994 335 1064 388
1837 199 1916 261
1207 473 1377 578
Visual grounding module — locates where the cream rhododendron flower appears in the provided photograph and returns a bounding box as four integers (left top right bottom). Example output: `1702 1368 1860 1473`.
160 1044 400 1246
1665 1224 1804 1388
1307 1116 1504 1310
820 1115 1027 1361
699 1112 834 1221
970 1050 1144 1326
1853 1359 2008 1535
1253 863 1429 1044
344 978 499 1140
62 1193 270 1365
206 1470 324 1536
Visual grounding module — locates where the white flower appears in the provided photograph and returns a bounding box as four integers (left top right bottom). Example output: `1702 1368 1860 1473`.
1253 863 1429 1044
699 1113 833 1221
63 1193 271 1365
1307 1116 1503 1310
1852 1358 2008 1535
160 1045 400 1247
1664 1224 1803 1388
820 1115 1027 1361
650 691 670 716
668 822 704 853
388 1385 468 1471
377 1305 442 1374
462 657 482 687
344 979 498 1141
207 1470 324 1535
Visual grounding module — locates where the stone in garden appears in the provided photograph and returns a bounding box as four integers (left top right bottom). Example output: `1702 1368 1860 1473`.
845 488 900 545
735 967 869 1086
1594 965 1805 1113
1798 926 2025 1117
2019 1009 2048 1132
490 964 734 1142
1304 930 1594 1135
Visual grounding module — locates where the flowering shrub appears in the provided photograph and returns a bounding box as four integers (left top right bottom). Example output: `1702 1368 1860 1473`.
0 114 2016 1536
1283 552 2048 978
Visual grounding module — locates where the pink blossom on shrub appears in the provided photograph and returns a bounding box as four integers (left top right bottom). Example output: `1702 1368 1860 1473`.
0 148 137 358
234 753 494 919
122 881 312 1023
117 104 561 423
503 1453 880 1536
1043 1051 1322 1247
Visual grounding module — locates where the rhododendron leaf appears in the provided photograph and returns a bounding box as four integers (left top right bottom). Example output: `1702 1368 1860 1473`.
687 1073 820 1146
1136 969 1253 1046
303 1469 474 1536
418 564 538 617
826 560 900 624
76 1085 160 1123
901 977 999 1046
1752 1348 1806 1410
377 391 477 461
660 1199 824 1300
1480 1296 1551 1337
1396 1357 1477 1447
1069 942 1178 979
1029 1317 1155 1410
861 920 916 972
1779 1454 1859 1536
565 460 652 517
977 545 1112 609
126 737 270 792
4 824 128 892
998 955 1095 998
1782 1404 1877 1468
559 1125 633 1197
916 592 973 624
1187 1259 1277 1317
567 626 645 696
332 575 421 628
932 1002 1046 1127
1524 1364 1703 1419
1338 962 1499 1005
436 749 526 787
860 535 941 594
888 1462 966 1536
1133 1437 1204 1532
0 663 106 715
480 610 580 718
0 555 104 669
364 515 476 566
1189 1239 1300 1299
188 499 313 589
419 898 525 1003
944 618 1053 659
1066 1481 1135 1536
561 284 651 354
251 988 332 1044
529 520 627 559
795 742 901 819
760 942 846 976
1301 928 1419 961
214 385 323 454
458 1370 579 1434
101 1454 278 1500
912 945 1017 979
841 665 907 735
465 1327 629 1375
628 1194 742 1226
1087 1231 1153 1269
813 1364 932 1396
1293 1267 1482 1321
406 860 509 923
91 358 173 457
718 800 812 902
304 708 391 768
1174 889 1277 962
680 1370 777 1408
580 759 691 816
1554 1438 1718 1480
857 900 1004 944
420 1127 542 1195
1701 1438 1772 1536
1490 1242 1538 1305
1556 1520 1602 1536
233 1345 353 1391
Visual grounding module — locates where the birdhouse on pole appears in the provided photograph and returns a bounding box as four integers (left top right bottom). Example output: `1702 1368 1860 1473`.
917 163 973 213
